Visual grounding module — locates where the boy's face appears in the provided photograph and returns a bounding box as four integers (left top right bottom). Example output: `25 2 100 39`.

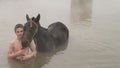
15 28 24 39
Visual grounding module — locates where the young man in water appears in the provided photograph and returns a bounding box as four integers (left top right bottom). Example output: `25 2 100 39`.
8 24 36 61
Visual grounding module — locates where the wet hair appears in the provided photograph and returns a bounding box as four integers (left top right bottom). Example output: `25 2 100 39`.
14 24 24 32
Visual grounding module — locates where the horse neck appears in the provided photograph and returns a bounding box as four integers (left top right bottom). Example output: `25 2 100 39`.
34 25 48 40
33 26 50 51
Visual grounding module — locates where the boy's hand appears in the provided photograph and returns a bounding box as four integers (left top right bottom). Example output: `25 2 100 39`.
14 49 25 57
22 55 31 61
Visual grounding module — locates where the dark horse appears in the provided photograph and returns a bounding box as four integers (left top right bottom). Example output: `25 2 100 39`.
21 14 69 52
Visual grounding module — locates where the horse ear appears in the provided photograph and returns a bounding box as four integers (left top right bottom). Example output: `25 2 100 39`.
26 14 30 21
35 14 40 22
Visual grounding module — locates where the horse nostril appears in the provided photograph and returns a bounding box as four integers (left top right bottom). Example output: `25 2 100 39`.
21 39 29 49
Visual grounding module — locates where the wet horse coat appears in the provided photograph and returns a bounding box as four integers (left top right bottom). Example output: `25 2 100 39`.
21 14 69 52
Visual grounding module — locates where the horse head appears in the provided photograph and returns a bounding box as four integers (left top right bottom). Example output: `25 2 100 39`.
21 14 40 49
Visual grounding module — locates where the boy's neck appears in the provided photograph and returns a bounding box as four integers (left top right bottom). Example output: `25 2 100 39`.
16 37 21 41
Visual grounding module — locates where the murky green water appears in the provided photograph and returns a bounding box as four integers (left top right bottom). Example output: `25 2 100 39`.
0 0 120 68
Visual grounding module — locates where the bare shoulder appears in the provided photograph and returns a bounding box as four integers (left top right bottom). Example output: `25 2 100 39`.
9 39 16 46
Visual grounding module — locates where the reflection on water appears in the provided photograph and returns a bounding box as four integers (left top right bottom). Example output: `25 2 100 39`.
71 0 92 28
71 0 92 22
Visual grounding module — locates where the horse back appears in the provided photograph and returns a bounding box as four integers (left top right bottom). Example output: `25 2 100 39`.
48 21 69 46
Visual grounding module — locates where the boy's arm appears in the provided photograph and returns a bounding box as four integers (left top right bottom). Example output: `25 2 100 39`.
8 42 14 58
8 42 24 58
29 41 37 57
8 42 18 58
22 41 36 61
